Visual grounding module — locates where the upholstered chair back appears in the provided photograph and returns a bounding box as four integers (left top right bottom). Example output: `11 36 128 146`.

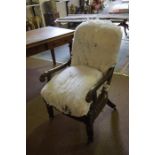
71 20 122 73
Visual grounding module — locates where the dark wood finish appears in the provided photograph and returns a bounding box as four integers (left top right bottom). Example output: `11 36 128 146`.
26 26 74 66
86 67 115 103
68 42 72 64
43 98 54 119
50 49 56 66
107 99 117 110
118 19 129 37
40 59 71 82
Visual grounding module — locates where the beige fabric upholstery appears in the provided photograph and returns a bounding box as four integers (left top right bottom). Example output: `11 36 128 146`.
71 20 122 73
41 21 122 117
41 66 102 117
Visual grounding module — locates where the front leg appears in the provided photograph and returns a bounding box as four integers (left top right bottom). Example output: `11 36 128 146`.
86 122 94 144
106 99 116 110
85 117 94 144
46 104 54 119
43 98 54 119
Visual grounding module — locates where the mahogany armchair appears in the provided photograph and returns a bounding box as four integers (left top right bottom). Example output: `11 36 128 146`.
40 20 122 144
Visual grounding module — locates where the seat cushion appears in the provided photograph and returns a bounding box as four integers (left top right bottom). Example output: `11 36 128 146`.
41 65 102 117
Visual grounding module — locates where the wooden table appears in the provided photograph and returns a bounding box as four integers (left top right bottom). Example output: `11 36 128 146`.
26 26 74 66
56 13 129 23
55 0 129 35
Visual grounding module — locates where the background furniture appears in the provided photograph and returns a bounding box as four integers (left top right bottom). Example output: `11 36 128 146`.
43 0 59 26
103 0 129 36
56 13 128 29
90 0 103 13
26 26 74 66
56 0 129 35
40 21 122 143
56 13 128 23
43 0 73 26
26 0 45 30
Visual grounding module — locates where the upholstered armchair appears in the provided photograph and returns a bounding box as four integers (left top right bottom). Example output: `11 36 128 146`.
40 20 122 144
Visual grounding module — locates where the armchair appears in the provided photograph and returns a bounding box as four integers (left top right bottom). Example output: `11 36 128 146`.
40 20 122 144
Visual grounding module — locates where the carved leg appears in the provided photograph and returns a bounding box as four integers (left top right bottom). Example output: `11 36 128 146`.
85 121 94 144
43 98 54 119
123 26 128 37
107 99 116 110
46 104 54 119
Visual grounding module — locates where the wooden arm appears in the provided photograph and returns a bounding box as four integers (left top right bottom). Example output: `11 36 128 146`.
40 59 71 82
86 67 115 103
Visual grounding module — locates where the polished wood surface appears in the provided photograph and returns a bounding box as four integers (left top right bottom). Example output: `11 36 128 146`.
26 27 74 47
26 26 74 65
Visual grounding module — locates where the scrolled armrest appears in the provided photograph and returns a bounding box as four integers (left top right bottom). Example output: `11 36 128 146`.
86 66 115 103
86 89 96 103
40 71 49 82
39 59 71 82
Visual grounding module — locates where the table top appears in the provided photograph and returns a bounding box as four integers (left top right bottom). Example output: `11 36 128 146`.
26 26 74 48
56 13 128 22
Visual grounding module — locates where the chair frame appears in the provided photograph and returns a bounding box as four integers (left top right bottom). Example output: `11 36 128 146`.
40 58 116 144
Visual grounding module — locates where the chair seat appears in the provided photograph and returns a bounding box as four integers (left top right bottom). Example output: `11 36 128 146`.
41 65 102 117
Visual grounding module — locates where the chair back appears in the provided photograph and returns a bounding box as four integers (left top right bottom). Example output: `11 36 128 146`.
71 20 122 73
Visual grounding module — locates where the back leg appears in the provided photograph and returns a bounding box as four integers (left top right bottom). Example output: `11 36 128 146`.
85 121 94 144
107 99 116 110
43 98 54 119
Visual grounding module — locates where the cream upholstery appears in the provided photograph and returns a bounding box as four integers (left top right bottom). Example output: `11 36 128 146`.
41 66 102 117
41 21 122 117
71 20 122 73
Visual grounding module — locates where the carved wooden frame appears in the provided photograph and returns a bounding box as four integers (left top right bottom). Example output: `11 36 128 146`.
40 57 116 144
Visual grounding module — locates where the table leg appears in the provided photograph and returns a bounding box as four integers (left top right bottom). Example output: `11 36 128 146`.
68 42 72 66
50 49 56 66
69 42 72 57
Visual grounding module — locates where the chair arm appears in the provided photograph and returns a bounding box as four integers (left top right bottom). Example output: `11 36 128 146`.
40 59 71 82
86 67 115 103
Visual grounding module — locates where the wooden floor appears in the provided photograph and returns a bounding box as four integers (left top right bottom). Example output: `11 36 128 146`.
26 12 129 154
26 58 129 155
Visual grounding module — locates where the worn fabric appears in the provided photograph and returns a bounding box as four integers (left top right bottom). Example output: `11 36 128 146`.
41 66 102 117
71 20 122 73
41 21 122 117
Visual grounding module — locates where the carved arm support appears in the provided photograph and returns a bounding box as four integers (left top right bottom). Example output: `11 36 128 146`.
40 59 71 82
86 66 115 103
